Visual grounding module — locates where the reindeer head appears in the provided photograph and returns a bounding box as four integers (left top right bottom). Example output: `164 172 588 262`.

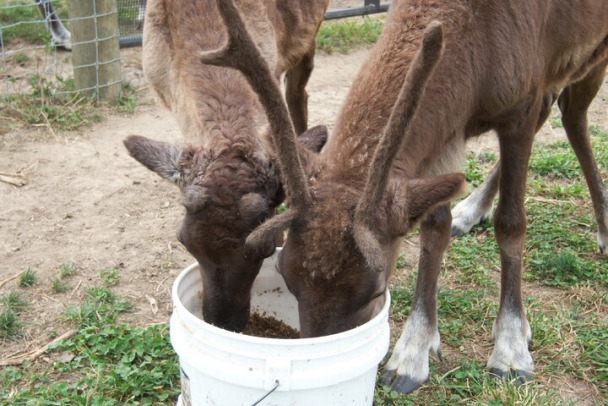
202 0 465 336
124 82 327 333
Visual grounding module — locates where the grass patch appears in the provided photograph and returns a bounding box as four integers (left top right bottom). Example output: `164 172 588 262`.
17 268 37 287
59 263 76 278
3 74 104 132
1 267 179 405
317 16 384 54
380 126 608 403
1 323 178 405
62 286 132 328
2 75 141 133
0 1 61 46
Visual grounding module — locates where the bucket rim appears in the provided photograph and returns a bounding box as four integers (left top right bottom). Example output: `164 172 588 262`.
171 248 391 346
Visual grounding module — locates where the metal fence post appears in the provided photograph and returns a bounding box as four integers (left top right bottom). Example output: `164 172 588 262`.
67 0 121 101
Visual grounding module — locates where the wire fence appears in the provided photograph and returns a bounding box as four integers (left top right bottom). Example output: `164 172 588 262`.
0 0 388 102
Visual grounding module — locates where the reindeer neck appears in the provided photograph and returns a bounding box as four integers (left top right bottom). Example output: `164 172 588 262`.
323 1 477 184
163 0 274 153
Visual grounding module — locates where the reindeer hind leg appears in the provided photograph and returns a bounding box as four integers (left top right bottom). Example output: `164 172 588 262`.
558 61 608 253
451 161 500 236
285 46 316 135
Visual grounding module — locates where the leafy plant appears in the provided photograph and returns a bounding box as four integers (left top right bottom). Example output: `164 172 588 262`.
100 267 121 287
62 286 132 328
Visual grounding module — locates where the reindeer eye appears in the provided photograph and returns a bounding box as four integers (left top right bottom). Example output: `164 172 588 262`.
182 185 208 213
238 193 269 222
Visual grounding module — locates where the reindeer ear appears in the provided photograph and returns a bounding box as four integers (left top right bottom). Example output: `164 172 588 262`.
245 210 298 259
296 125 328 153
389 173 467 234
124 135 183 185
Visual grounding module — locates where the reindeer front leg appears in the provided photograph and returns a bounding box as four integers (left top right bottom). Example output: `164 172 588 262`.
382 203 452 393
487 94 543 382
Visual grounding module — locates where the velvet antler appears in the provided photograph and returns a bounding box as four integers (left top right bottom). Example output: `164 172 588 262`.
200 0 311 210
353 21 444 272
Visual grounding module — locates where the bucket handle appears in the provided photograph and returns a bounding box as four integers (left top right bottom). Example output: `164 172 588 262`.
251 379 280 406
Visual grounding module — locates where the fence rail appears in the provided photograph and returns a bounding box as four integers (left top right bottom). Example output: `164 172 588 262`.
1 0 390 100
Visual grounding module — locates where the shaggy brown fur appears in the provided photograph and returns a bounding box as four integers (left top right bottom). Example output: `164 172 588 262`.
123 0 329 332
206 0 608 394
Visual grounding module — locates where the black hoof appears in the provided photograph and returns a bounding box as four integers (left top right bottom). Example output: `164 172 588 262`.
380 369 396 386
391 374 423 394
489 368 533 385
451 225 465 237
435 349 443 363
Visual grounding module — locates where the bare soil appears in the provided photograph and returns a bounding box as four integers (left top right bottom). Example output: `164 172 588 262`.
0 6 607 402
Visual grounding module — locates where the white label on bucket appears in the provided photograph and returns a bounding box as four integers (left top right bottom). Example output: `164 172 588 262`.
180 367 192 406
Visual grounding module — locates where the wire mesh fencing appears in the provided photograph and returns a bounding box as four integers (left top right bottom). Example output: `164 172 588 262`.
0 0 144 102
0 0 389 103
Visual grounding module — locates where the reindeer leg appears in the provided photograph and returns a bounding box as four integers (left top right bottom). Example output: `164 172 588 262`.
382 203 452 393
558 62 608 254
36 0 71 50
285 46 315 135
451 161 500 236
487 95 544 383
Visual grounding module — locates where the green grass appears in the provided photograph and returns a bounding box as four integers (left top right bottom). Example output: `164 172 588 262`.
1 270 178 405
377 126 608 404
0 1 59 45
59 263 76 278
1 323 179 405
3 74 105 131
317 16 384 54
0 308 21 340
62 286 132 328
17 268 37 287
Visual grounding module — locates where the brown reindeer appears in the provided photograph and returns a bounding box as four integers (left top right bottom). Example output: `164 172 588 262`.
204 0 608 394
123 0 329 332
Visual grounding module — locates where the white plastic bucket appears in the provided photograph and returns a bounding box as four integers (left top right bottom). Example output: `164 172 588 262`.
170 249 391 406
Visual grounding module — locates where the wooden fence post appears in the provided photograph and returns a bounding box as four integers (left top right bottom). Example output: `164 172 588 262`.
67 0 121 101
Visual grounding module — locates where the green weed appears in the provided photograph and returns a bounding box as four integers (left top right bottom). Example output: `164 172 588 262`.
59 263 76 278
99 267 121 287
62 286 132 328
3 74 104 132
1 291 29 313
51 276 68 293
0 308 21 339
1 324 179 404
17 268 37 287
317 16 384 54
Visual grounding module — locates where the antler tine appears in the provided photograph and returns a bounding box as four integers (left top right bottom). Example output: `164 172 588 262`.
354 21 444 270
200 0 311 208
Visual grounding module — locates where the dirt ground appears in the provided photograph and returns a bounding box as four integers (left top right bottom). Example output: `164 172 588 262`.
1 3 607 398
0 43 375 363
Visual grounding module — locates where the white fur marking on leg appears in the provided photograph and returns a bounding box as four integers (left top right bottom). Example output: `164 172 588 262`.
596 193 608 253
385 308 440 383
487 310 534 374
451 185 495 234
